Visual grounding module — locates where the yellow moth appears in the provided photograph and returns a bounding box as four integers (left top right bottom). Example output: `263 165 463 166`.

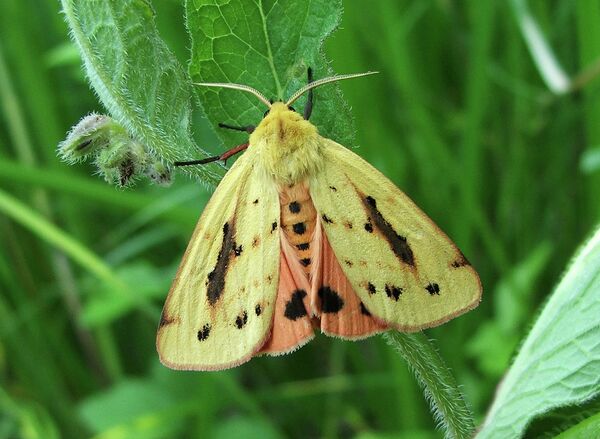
157 70 482 370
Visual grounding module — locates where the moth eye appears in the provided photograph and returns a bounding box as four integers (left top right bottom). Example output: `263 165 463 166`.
289 106 297 113
263 109 270 118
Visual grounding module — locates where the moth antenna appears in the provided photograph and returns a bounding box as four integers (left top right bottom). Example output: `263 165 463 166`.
286 71 379 106
194 82 272 108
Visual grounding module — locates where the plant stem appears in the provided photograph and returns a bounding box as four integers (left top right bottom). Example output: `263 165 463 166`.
384 332 475 439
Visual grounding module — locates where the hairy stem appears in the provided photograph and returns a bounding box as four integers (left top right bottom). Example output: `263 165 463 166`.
384 332 475 439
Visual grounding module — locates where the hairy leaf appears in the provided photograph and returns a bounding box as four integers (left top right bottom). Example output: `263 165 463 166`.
61 0 223 185
186 0 356 149
477 227 600 438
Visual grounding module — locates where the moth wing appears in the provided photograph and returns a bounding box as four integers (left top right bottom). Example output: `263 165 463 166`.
157 152 281 370
258 236 315 355
314 221 389 338
310 140 482 331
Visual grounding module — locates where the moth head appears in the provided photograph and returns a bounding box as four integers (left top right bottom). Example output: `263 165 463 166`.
252 101 313 147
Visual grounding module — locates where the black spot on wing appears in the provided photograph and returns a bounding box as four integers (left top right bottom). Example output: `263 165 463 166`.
253 199 259 204
296 242 310 250
271 221 278 233
364 221 373 233
235 311 248 329
197 324 211 341
360 302 372 316
289 201 301 213
292 222 306 235
255 304 262 316
367 282 376 294
300 257 311 267
385 284 403 301
322 214 334 224
284 289 308 320
363 195 415 267
344 259 353 267
318 287 345 313
234 244 243 256
426 283 440 295
206 222 236 305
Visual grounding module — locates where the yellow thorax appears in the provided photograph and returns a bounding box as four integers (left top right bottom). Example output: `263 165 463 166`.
249 102 321 185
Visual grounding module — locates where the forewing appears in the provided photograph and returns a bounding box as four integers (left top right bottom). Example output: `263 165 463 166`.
157 153 281 370
310 140 482 331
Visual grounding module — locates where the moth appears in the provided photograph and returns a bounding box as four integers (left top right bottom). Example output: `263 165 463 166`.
157 70 482 370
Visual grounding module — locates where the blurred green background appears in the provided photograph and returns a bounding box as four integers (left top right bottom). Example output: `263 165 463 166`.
1 0 599 438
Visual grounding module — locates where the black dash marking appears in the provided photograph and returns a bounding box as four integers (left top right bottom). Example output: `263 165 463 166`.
284 289 308 320
367 282 377 294
344 259 353 267
253 199 259 204
385 284 403 301
451 251 471 268
363 195 415 267
329 185 337 192
255 304 262 316
197 324 211 341
300 257 311 267
364 221 373 233
360 302 372 316
235 311 248 329
75 139 92 151
426 283 440 295
271 221 278 233
296 242 310 251
318 287 345 313
234 244 243 256
292 222 306 235
322 214 334 224
289 201 301 213
206 222 236 305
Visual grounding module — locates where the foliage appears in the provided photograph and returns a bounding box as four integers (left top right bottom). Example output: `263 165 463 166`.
1 0 600 438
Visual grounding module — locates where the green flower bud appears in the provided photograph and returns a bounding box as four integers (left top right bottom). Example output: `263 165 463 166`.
58 113 125 162
145 160 172 186
59 113 171 188
96 139 148 187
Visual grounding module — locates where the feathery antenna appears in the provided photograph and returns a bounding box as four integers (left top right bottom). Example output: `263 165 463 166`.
286 71 378 106
194 83 272 108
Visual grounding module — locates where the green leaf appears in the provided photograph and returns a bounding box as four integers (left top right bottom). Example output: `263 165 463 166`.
212 416 284 439
78 379 184 438
477 227 600 438
510 0 571 94
555 411 600 438
186 0 356 149
81 262 167 326
60 0 223 185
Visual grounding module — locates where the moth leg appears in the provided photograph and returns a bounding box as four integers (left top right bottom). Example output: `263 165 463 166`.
174 142 249 166
303 67 314 120
218 122 255 133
